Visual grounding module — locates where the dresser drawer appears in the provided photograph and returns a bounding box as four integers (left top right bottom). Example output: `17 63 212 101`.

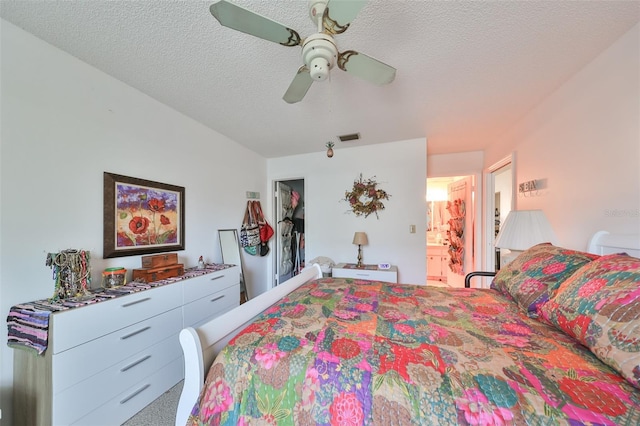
52 307 182 393
184 283 240 328
183 266 239 304
51 283 181 354
71 357 183 426
53 334 182 425
332 264 398 283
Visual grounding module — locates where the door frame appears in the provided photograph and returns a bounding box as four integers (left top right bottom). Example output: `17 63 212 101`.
271 176 306 289
426 172 483 285
482 153 516 278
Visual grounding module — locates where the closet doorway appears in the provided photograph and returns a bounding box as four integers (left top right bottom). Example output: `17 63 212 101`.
273 179 305 286
426 175 476 287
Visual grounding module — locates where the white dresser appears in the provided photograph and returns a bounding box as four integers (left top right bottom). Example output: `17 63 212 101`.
13 265 239 426
332 263 398 283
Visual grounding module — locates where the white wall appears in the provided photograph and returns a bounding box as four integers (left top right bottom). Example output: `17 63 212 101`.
0 20 268 423
427 151 484 177
2 15 638 426
485 23 640 250
267 138 427 285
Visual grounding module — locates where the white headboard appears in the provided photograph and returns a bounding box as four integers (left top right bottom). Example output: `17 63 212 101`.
587 231 640 257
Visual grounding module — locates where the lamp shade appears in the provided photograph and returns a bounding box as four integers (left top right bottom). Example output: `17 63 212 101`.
495 210 556 250
352 232 368 246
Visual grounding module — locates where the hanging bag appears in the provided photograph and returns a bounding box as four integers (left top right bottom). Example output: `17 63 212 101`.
252 201 273 256
239 201 260 248
254 201 274 243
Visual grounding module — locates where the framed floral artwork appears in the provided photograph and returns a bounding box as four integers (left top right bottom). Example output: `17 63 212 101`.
103 172 185 258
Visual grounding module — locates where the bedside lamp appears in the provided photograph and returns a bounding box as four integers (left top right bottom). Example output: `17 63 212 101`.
352 232 368 268
495 210 556 264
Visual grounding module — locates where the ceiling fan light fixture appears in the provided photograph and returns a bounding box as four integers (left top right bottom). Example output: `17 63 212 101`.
209 0 396 103
309 57 330 80
302 34 337 81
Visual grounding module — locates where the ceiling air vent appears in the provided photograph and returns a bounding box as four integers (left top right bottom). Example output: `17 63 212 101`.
338 133 361 142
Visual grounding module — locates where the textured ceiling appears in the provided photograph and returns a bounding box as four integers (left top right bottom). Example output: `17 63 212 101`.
1 1 638 158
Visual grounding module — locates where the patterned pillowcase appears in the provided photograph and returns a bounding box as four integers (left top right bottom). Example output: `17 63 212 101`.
491 243 599 317
539 253 640 389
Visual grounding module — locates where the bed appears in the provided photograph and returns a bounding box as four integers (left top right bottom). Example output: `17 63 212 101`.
176 231 640 425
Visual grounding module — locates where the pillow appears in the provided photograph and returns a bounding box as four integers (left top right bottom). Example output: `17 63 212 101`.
491 243 599 317
540 253 640 389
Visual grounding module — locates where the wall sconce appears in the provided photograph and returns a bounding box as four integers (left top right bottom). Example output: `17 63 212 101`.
352 232 368 267
326 141 335 158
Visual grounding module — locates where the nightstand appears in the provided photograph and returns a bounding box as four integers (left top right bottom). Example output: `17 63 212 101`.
332 263 398 283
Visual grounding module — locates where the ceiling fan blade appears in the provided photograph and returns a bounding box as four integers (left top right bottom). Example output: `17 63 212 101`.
338 50 396 85
283 67 313 104
210 0 301 47
324 0 367 34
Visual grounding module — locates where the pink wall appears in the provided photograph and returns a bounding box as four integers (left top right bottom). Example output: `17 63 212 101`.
485 24 640 250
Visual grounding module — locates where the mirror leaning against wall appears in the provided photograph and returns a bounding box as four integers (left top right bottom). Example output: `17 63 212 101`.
218 229 249 302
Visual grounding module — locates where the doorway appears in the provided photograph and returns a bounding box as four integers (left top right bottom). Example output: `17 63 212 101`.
426 175 476 287
273 179 305 287
483 155 514 277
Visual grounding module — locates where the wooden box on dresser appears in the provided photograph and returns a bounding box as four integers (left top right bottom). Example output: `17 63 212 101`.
13 265 239 426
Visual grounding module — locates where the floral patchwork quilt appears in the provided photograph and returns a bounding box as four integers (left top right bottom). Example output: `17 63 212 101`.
188 278 640 425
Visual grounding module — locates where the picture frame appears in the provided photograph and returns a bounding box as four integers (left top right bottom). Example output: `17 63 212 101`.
103 172 185 258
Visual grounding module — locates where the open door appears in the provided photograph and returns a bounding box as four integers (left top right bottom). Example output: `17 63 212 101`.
446 176 475 287
276 182 294 285
274 179 305 287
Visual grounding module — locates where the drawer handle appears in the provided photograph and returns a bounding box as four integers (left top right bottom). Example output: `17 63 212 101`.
122 297 151 308
356 273 369 277
210 275 224 281
120 326 150 340
120 384 150 404
120 355 151 372
210 294 225 302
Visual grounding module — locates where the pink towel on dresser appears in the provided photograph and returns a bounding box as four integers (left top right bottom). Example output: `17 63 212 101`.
7 303 61 354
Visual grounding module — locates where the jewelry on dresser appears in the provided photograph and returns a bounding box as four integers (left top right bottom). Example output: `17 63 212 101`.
46 249 91 300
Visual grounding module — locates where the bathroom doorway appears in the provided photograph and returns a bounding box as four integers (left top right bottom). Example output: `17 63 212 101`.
426 175 476 287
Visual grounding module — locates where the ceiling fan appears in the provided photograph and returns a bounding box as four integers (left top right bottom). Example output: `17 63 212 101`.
209 0 396 103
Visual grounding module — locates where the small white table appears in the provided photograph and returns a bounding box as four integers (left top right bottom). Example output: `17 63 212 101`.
332 263 398 283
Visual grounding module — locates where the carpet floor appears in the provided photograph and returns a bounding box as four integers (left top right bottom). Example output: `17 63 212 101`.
122 381 183 426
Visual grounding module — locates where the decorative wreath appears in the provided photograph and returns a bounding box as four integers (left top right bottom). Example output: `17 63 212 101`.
344 174 390 219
